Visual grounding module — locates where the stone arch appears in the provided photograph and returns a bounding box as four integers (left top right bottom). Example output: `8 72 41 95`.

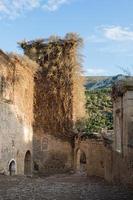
9 159 16 176
24 150 32 176
76 148 87 174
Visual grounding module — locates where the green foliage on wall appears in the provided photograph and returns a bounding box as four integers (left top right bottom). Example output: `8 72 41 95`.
74 88 113 136
85 88 113 135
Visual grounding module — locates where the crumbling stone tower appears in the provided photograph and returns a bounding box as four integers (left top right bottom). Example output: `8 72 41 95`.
20 34 85 174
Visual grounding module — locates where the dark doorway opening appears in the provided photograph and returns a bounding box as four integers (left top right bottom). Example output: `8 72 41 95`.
24 151 32 176
76 149 87 174
9 160 16 176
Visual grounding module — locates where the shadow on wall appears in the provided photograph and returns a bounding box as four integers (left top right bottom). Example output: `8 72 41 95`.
104 148 133 184
76 149 87 175
38 151 69 175
0 101 32 175
24 150 32 176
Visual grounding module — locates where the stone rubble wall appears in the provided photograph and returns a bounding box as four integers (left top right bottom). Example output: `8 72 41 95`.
110 80 133 185
33 130 73 175
104 146 133 185
74 138 105 178
0 52 35 175
74 137 133 185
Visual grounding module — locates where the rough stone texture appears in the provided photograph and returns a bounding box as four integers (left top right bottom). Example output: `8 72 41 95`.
20 37 85 140
74 138 105 178
0 174 133 200
20 37 85 175
72 79 133 186
0 51 36 175
112 79 133 155
0 36 86 177
104 147 113 182
33 132 73 174
104 79 133 185
1 44 133 189
104 148 133 185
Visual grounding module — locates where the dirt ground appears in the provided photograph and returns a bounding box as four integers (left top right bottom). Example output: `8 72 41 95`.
0 174 133 200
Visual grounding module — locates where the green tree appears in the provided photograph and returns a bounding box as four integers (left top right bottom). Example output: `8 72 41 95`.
85 88 113 135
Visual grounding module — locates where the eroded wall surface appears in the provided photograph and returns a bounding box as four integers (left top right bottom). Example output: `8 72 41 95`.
74 138 105 178
20 37 85 175
104 80 133 185
33 130 73 174
0 52 35 175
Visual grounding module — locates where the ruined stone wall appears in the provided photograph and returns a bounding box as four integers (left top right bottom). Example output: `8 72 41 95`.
0 52 36 175
104 147 113 182
32 58 74 174
112 149 133 184
74 138 105 177
20 35 85 175
123 91 133 155
104 79 133 185
75 136 133 185
113 96 123 153
104 147 133 185
33 129 73 174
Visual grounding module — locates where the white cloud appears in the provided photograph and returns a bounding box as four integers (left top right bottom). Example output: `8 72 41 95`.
87 25 133 43
0 0 40 19
0 0 70 19
0 1 7 12
87 25 133 55
103 26 133 41
43 0 69 11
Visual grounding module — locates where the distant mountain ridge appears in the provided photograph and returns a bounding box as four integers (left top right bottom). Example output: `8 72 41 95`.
85 74 126 90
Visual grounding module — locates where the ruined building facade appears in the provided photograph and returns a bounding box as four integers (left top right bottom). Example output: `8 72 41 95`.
0 35 132 185
74 79 133 185
0 35 85 175
0 51 36 175
105 80 133 184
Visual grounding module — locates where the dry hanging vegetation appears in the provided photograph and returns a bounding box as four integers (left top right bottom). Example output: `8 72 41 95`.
0 50 37 96
8 53 37 83
19 33 86 140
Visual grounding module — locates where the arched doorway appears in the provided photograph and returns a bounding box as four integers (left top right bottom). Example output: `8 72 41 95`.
9 160 16 176
76 149 87 174
24 151 32 176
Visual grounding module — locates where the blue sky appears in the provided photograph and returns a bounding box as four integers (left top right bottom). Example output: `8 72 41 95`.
0 0 133 76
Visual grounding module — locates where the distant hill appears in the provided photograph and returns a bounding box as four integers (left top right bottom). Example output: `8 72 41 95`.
85 74 126 90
